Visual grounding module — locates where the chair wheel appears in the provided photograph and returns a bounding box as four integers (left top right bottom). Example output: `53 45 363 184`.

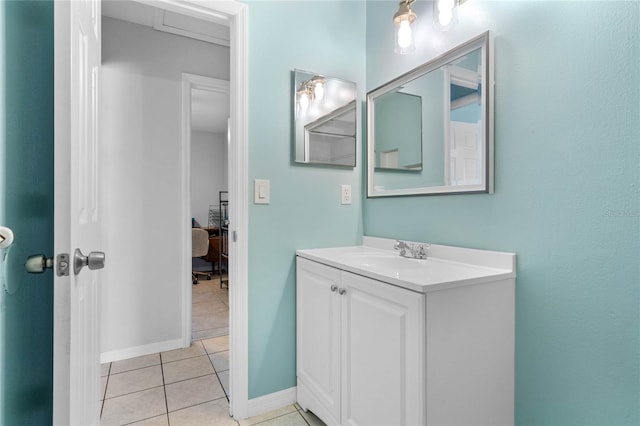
193 279 198 284
206 275 211 280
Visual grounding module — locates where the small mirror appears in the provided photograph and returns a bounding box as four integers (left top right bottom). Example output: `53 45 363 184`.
293 69 357 167
367 31 493 196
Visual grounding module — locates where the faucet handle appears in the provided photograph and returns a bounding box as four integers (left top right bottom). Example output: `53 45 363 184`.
393 240 407 256
416 243 430 259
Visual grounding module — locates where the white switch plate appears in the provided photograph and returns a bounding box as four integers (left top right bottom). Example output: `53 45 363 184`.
255 179 270 204
341 184 352 205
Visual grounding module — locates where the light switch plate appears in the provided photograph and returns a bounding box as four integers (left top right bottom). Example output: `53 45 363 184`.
254 179 270 204
341 184 352 205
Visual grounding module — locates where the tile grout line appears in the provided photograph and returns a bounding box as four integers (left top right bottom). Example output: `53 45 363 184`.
102 384 166 402
160 352 170 424
108 362 161 377
100 362 111 420
206 348 229 401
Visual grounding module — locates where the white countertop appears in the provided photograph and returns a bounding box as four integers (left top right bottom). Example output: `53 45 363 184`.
296 237 516 293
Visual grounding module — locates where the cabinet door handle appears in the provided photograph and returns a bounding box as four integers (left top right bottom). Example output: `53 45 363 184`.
330 284 338 292
338 288 346 295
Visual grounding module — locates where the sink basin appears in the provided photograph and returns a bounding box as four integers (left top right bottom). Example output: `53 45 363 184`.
343 252 426 270
296 237 516 293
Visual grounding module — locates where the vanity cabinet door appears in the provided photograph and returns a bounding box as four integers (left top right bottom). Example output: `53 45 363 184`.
340 272 425 426
296 258 342 425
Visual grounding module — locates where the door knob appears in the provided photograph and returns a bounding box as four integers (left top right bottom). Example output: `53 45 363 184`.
74 248 105 275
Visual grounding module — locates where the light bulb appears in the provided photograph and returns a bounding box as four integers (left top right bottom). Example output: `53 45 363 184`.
396 20 413 49
438 10 453 26
393 0 416 55
299 93 309 111
438 0 455 12
314 82 324 101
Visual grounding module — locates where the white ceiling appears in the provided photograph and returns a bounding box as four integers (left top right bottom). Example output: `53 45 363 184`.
102 0 230 134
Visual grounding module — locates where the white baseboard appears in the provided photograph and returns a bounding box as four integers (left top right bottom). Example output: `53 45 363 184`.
246 386 297 419
100 338 185 364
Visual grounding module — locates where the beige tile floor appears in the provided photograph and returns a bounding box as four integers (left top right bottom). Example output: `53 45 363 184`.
100 336 324 425
100 277 325 425
192 277 229 341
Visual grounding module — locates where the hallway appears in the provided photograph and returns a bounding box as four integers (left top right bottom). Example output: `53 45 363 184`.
192 275 229 340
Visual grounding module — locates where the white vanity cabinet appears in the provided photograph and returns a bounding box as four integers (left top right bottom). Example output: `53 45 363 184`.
296 257 425 426
296 237 516 426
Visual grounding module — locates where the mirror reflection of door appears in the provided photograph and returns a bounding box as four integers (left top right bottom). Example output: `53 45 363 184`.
444 59 483 186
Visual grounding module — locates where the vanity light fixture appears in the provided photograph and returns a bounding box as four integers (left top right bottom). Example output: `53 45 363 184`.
393 0 417 55
296 76 326 112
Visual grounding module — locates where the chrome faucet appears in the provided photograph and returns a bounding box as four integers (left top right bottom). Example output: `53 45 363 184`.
394 240 430 259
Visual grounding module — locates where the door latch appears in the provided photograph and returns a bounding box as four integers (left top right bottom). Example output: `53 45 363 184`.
25 253 70 276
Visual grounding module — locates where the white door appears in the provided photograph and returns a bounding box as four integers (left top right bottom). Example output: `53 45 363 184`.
296 258 341 425
449 121 482 186
340 271 424 426
54 0 103 424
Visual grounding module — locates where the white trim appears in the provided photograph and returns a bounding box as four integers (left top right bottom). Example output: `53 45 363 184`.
183 72 230 92
100 338 184 364
228 2 249 419
151 0 250 420
247 387 298 418
443 66 452 186
181 73 230 349
181 74 192 349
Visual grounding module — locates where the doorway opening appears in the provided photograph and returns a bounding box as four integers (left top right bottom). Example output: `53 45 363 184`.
185 73 230 341
97 0 248 421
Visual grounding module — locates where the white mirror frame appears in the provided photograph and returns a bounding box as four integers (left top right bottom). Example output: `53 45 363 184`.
367 31 494 197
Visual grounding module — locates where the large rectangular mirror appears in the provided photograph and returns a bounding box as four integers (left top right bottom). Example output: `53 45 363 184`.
293 69 357 167
367 31 493 196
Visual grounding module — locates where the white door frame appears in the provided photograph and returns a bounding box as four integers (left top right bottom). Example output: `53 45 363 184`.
55 0 250 421
181 73 230 345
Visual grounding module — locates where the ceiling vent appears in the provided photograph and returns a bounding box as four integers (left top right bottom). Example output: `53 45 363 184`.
153 9 230 47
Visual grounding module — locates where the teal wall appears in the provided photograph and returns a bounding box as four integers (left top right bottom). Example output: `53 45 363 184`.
246 0 365 398
366 1 639 424
0 0 54 423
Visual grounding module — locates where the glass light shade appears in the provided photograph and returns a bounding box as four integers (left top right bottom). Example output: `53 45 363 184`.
393 0 416 55
435 0 458 29
394 18 415 54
